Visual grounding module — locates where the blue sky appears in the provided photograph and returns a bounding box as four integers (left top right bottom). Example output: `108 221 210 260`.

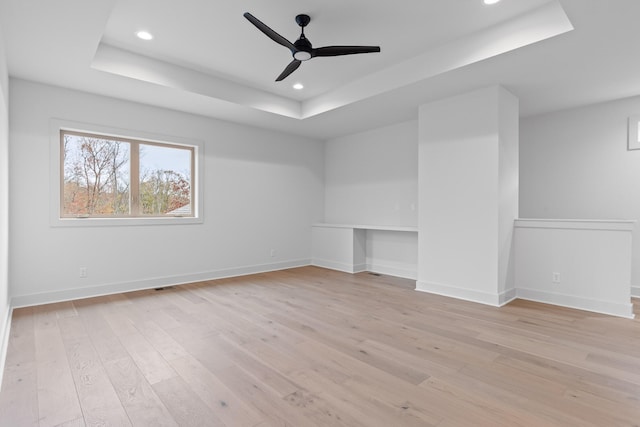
139 144 191 177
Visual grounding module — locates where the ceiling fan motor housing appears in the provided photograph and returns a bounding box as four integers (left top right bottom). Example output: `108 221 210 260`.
294 36 313 60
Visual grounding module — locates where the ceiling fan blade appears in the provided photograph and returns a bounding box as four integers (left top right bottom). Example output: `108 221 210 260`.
276 60 302 81
312 46 381 57
244 12 296 52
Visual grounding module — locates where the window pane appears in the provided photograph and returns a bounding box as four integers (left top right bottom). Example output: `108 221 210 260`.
139 143 192 215
62 134 131 216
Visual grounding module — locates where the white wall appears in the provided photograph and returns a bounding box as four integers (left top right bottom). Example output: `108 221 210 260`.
0 23 10 381
311 225 366 273
514 219 634 318
498 88 519 296
9 80 324 305
323 120 418 278
364 229 418 279
324 120 418 226
417 86 518 306
520 96 640 296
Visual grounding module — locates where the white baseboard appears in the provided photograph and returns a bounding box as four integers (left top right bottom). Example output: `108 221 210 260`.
415 280 507 307
632 286 640 298
312 258 417 280
353 263 367 273
366 261 417 280
0 304 12 391
11 259 311 308
311 258 366 274
516 288 635 319
414 280 635 319
500 288 518 306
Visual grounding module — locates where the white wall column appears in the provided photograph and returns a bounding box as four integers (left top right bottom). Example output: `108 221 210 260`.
0 22 10 385
417 86 518 306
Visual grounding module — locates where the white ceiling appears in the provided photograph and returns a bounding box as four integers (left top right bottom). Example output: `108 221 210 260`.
2 0 640 139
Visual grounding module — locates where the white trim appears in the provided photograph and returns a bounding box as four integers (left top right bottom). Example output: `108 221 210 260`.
312 257 417 279
516 288 635 319
53 216 203 227
632 286 640 298
366 261 417 280
500 288 518 306
312 223 418 233
49 118 205 227
415 280 504 307
353 263 367 274
11 259 310 308
413 281 633 318
0 304 12 391
628 115 640 150
514 218 635 231
311 258 366 274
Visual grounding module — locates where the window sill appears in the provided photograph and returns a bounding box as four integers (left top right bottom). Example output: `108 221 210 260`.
52 216 203 227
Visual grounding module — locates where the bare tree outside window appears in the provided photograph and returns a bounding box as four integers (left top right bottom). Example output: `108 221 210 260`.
140 169 191 214
63 134 130 215
61 130 194 218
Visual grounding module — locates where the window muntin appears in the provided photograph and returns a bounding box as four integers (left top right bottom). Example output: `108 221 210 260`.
61 130 195 218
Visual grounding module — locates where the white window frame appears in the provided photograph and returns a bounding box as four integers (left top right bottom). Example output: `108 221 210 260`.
628 115 640 150
50 119 204 227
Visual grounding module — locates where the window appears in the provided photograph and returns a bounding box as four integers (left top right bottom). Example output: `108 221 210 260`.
60 129 196 219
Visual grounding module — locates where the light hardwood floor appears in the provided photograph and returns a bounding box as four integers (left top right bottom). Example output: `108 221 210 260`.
1 266 640 426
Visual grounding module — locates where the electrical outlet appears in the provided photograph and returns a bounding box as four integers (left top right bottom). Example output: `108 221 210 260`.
79 267 88 278
552 272 560 284
270 249 276 258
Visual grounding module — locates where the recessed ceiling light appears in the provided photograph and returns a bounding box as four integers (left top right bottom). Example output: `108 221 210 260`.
136 31 153 41
484 0 501 4
293 83 304 90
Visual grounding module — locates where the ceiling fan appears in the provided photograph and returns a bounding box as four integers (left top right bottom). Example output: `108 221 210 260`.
243 12 381 82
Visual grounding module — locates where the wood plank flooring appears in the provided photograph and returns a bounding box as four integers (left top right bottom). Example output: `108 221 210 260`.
1 266 640 426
